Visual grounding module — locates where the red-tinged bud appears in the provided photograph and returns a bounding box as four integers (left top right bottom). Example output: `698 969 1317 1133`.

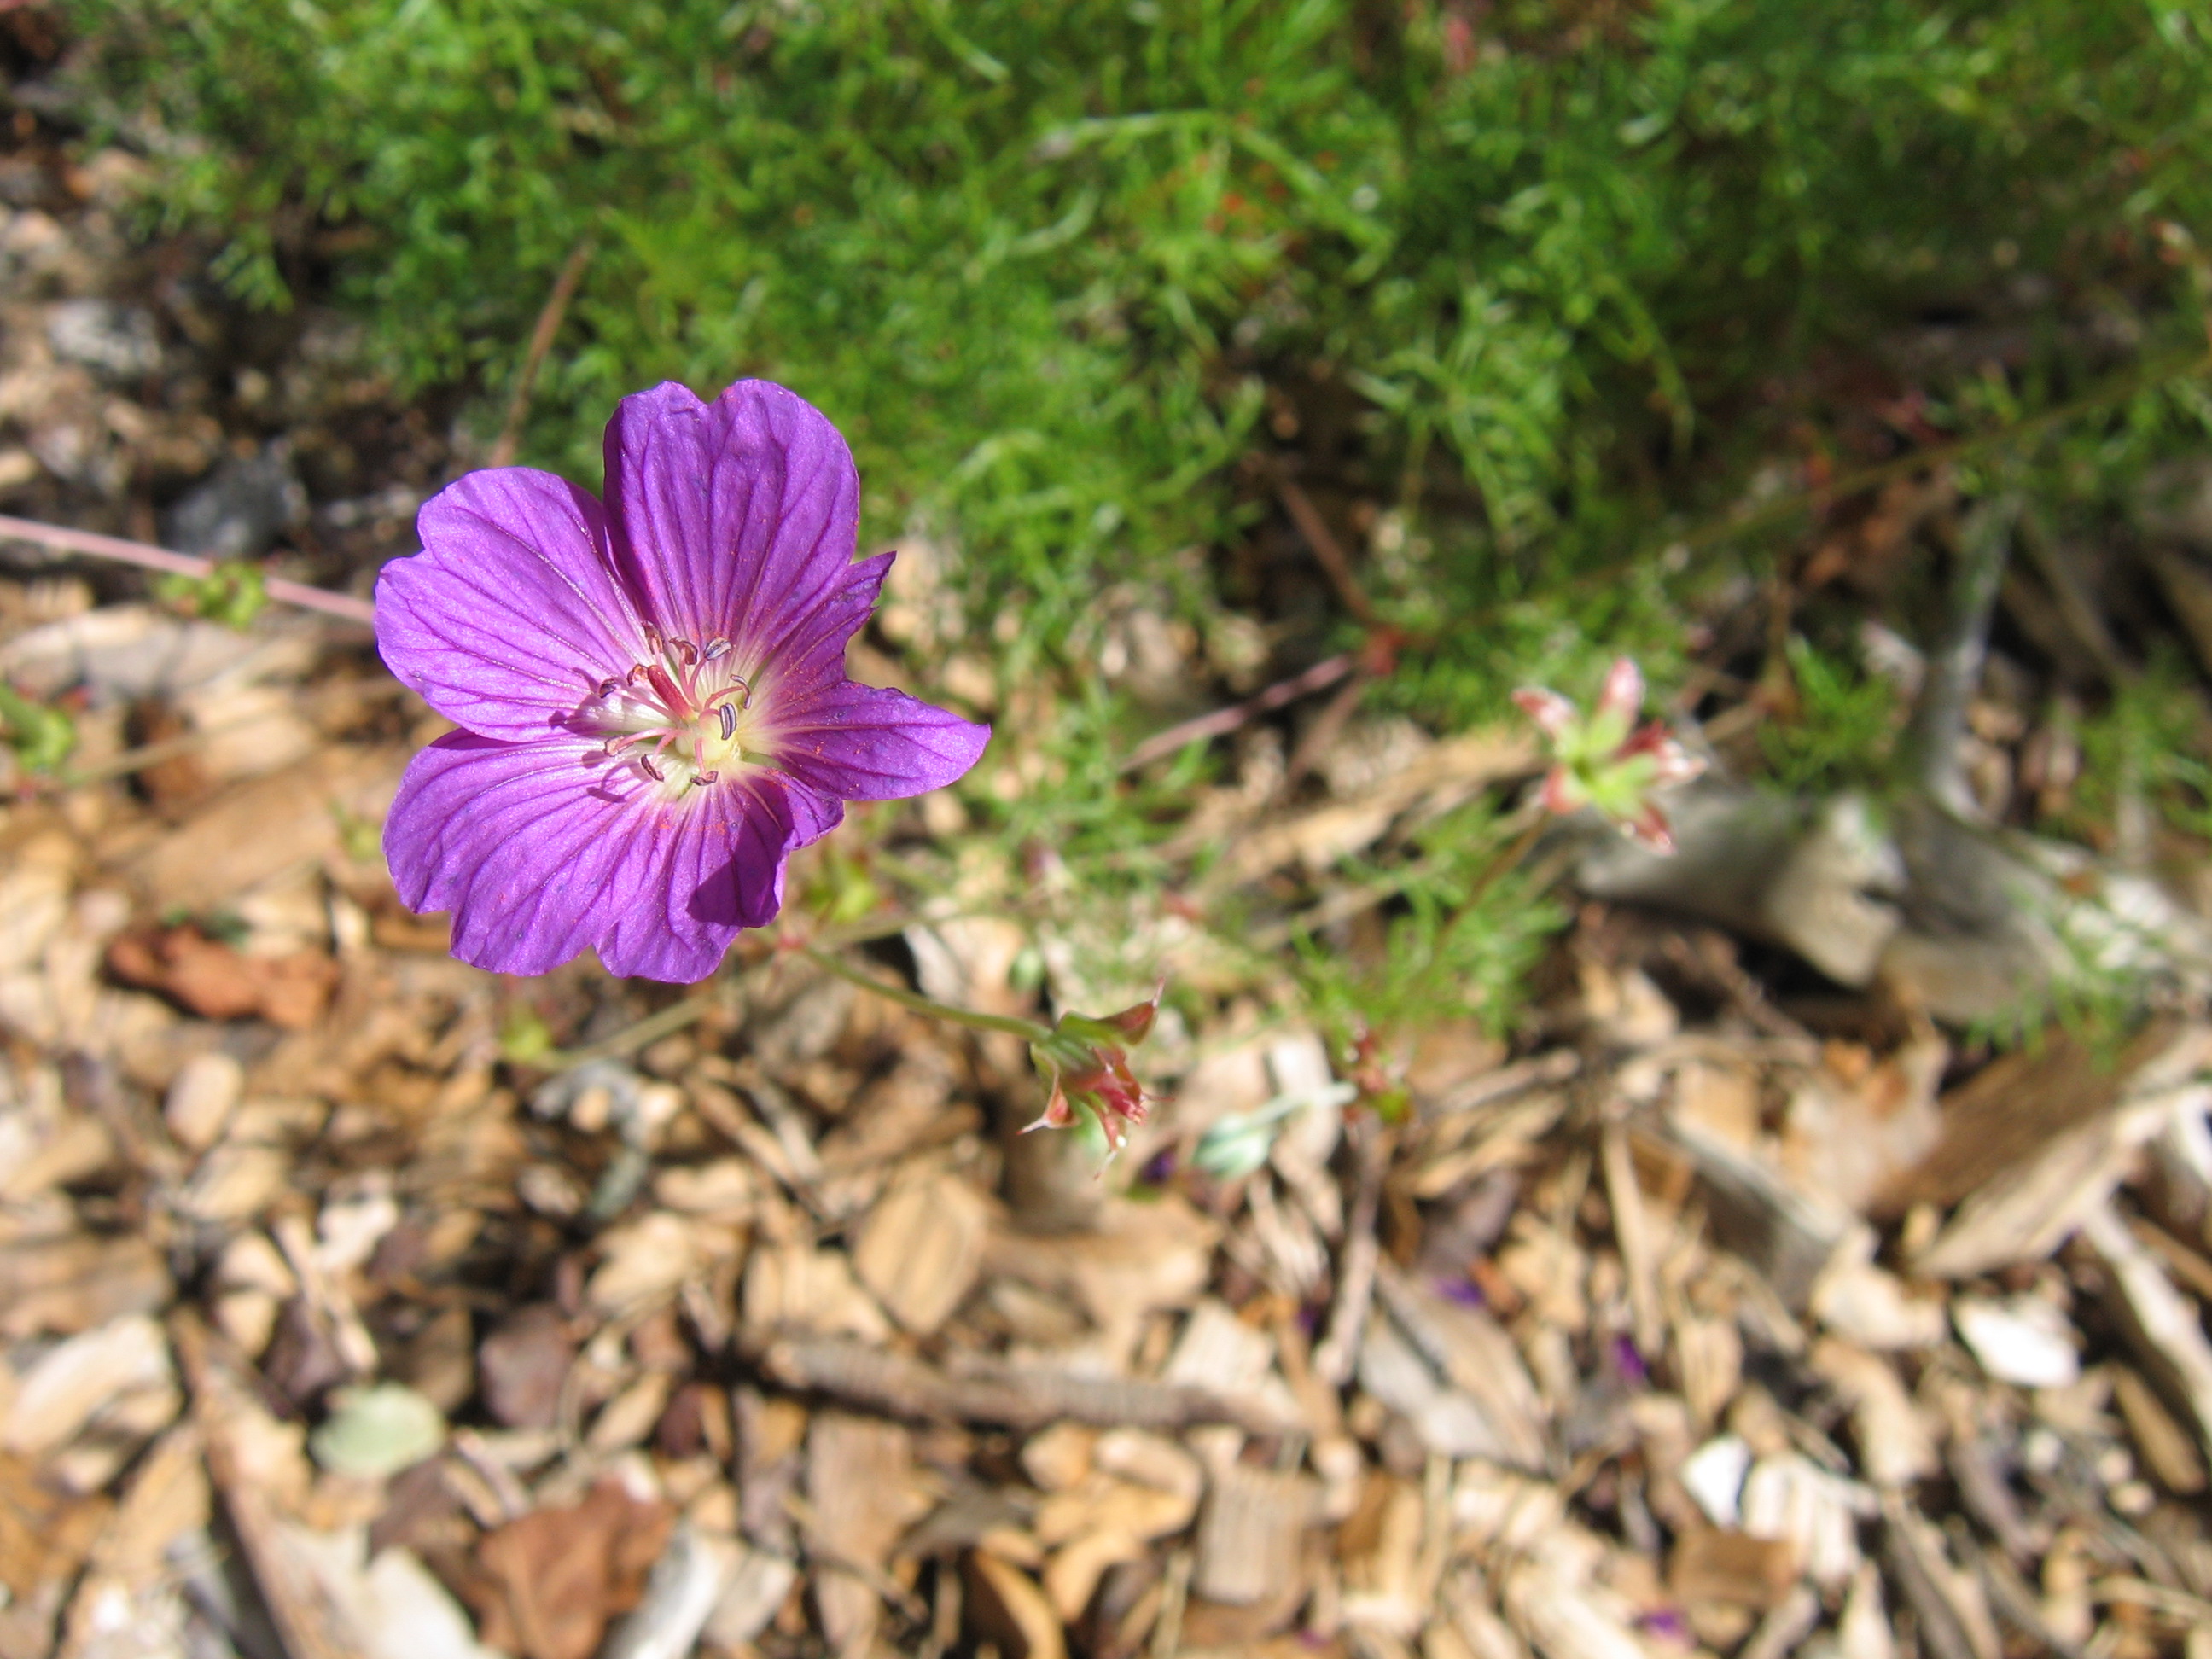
1025 985 1164 1155
1512 656 1704 853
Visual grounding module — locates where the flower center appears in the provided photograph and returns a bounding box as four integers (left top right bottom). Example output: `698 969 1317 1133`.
582 626 764 791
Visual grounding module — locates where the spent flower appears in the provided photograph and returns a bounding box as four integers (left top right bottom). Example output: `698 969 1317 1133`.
1026 987 1162 1155
375 379 989 980
1513 657 1703 852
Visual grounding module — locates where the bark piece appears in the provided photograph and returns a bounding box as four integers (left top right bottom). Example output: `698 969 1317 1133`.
853 1167 990 1336
0 1228 168 1341
1192 1464 1313 1608
2081 1202 2212 1470
1652 1116 1854 1311
806 1412 930 1657
601 1524 740 1659
964 1550 1066 1659
1668 1528 1799 1611
1895 1026 2212 1277
4 1313 172 1457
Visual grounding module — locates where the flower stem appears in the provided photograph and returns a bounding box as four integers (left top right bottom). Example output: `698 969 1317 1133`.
799 943 1052 1043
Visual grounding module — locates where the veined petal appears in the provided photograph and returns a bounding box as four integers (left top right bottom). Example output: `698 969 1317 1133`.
768 550 895 695
764 678 990 802
376 469 643 741
602 380 859 664
383 731 838 982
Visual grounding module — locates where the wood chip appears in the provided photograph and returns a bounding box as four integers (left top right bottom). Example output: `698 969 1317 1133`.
1193 1464 1313 1607
964 1549 1067 1659
853 1167 991 1336
2081 1202 2212 1470
806 1412 931 1656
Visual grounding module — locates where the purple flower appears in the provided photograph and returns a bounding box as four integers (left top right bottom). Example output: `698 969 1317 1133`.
375 380 990 982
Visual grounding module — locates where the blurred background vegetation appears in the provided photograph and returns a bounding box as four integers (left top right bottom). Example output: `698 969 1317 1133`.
51 0 2212 1040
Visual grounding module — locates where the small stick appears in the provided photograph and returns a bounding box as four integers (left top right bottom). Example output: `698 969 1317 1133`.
488 236 597 469
1312 1113 1389 1387
0 513 375 624
1275 474 1378 626
1121 651 1354 771
1278 667 1371 795
742 1332 1295 1434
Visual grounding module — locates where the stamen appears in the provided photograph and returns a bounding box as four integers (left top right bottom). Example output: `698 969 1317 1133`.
694 771 719 786
674 637 700 667
597 678 620 697
719 703 736 741
702 637 731 661
637 755 666 782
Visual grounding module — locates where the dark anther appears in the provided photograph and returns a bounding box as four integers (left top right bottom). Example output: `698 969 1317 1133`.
702 637 731 661
675 637 700 667
638 755 666 782
597 678 620 697
719 704 736 741
694 770 719 786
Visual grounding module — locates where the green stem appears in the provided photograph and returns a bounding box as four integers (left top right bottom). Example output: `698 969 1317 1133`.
800 943 1052 1043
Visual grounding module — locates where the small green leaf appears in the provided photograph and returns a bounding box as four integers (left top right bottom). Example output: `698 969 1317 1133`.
0 684 76 777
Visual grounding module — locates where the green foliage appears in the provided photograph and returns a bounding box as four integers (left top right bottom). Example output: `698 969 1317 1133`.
2069 648 2212 843
156 560 269 629
72 0 2212 658
1759 637 1901 795
1295 802 1566 1044
0 684 76 777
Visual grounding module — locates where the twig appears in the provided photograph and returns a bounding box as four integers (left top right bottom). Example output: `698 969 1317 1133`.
1312 1113 1390 1387
488 236 597 469
800 941 1050 1041
1276 474 1378 626
0 514 375 625
742 1332 1297 1433
1907 491 2023 815
1121 651 1355 771
1278 666 1371 795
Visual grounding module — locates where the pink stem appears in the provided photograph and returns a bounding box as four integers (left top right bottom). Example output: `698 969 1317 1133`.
0 514 377 626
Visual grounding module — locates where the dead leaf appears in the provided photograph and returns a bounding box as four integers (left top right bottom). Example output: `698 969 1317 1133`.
107 925 338 1028
472 1481 676 1659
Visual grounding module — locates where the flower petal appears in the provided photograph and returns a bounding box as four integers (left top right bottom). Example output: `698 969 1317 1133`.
1512 686 1576 740
376 469 643 741
383 731 839 981
602 379 860 664
765 678 990 801
1595 657 1645 725
769 550 894 695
